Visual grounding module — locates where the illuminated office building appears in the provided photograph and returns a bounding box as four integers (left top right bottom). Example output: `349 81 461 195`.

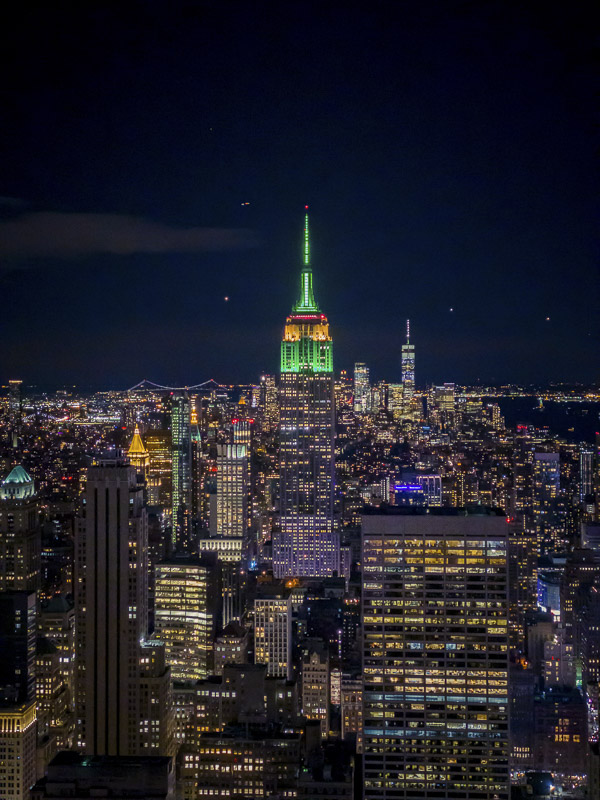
127 425 150 475
0 465 40 593
354 362 370 414
145 429 172 507
232 417 253 449
301 641 329 738
195 729 301 800
532 452 565 554
415 474 442 507
8 379 22 449
0 591 37 800
216 444 248 543
434 382 455 414
362 507 510 800
75 453 173 756
254 589 292 679
259 374 278 432
400 320 415 417
171 393 192 551
0 701 36 800
39 595 75 712
274 211 338 578
580 445 594 503
155 554 219 681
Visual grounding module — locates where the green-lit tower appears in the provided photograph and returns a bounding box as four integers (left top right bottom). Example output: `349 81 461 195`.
274 209 339 577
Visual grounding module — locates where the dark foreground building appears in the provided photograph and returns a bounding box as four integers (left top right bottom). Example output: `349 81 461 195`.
31 751 175 799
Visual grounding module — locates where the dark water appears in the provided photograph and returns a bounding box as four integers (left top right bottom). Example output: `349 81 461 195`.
493 398 600 444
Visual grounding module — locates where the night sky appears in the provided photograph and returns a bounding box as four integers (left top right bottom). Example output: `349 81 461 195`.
1 2 597 388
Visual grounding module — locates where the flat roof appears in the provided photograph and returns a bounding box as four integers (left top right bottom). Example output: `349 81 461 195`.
361 504 505 517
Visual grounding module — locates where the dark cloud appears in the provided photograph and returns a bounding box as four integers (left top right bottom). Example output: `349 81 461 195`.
0 212 258 262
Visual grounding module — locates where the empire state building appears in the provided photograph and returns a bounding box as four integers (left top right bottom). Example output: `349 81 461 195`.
274 210 339 577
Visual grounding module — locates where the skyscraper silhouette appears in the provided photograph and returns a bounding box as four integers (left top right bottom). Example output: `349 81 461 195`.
274 211 339 577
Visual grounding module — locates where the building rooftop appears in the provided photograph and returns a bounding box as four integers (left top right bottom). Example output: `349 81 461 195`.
361 504 505 517
0 464 35 499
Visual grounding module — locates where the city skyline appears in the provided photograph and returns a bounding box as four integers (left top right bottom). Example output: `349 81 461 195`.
0 4 598 798
1 4 597 387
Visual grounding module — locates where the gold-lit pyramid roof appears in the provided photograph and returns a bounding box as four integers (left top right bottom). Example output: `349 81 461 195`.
128 425 149 456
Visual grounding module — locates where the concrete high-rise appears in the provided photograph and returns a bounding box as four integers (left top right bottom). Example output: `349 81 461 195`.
254 588 292 680
171 393 192 551
216 444 248 544
0 465 40 593
0 591 37 800
362 507 510 800
8 379 22 449
75 452 173 756
532 452 565 553
274 210 338 578
353 363 370 414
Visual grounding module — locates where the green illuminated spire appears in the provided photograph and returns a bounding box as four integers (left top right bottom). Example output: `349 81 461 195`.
304 211 310 266
293 207 319 312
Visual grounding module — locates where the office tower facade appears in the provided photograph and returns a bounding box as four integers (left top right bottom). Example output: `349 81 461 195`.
8 379 22 449
254 591 292 679
0 701 36 800
259 374 278 432
155 554 219 681
354 362 371 414
434 382 456 415
415 474 442 507
532 452 565 553
401 319 415 416
216 444 248 543
171 393 192 551
275 211 338 578
36 636 70 746
195 730 301 799
0 592 37 706
39 595 75 710
301 642 329 738
362 508 510 800
580 445 594 504
0 591 37 800
214 621 249 675
145 429 172 507
75 453 172 756
0 466 40 593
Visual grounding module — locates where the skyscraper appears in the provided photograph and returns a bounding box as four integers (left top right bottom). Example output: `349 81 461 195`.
171 393 192 552
155 553 219 681
532 452 565 553
216 444 248 544
0 592 37 800
254 589 292 680
0 465 40 593
353 363 370 414
274 210 338 578
362 507 510 799
8 379 22 449
400 319 415 418
75 452 173 756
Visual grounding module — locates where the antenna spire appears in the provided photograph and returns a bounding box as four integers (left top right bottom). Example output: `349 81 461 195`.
293 206 319 312
303 205 310 266
406 319 410 343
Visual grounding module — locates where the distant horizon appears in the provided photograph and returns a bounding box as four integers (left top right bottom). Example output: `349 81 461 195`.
4 378 599 394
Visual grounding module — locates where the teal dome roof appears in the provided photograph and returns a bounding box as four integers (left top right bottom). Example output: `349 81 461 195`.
1 465 35 500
